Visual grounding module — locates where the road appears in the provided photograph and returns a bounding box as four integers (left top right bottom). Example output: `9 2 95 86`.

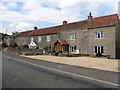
2 53 120 88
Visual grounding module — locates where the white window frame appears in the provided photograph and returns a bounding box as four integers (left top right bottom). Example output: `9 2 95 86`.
47 35 51 42
94 46 104 53
31 37 34 42
95 32 104 39
69 46 76 53
38 36 42 42
69 34 76 40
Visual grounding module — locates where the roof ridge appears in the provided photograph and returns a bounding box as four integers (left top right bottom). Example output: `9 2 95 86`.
92 13 117 19
17 13 118 37
28 13 117 32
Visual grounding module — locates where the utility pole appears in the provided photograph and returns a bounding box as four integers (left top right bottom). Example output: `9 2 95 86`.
118 1 120 19
6 29 7 35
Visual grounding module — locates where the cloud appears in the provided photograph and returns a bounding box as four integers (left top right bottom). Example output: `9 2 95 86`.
1 0 119 35
5 2 17 8
15 22 33 30
9 23 16 27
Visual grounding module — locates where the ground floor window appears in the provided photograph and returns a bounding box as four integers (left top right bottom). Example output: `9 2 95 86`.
69 46 76 53
95 46 104 53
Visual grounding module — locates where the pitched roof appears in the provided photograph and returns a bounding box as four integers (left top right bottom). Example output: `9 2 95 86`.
17 13 118 37
54 38 69 45
16 30 33 37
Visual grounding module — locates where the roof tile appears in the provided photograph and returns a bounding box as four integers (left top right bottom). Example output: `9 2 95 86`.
17 14 118 37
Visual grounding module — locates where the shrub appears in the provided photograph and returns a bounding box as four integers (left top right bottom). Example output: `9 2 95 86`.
55 52 59 56
2 42 8 48
24 51 34 55
66 54 81 57
10 43 18 48
89 54 96 58
59 50 62 53
43 46 55 54
19 44 29 49
96 53 102 57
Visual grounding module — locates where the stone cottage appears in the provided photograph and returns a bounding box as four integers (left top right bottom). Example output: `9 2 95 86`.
11 13 120 59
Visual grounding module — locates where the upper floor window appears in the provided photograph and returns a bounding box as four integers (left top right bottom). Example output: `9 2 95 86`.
38 36 42 42
31 37 34 42
47 35 51 42
69 34 76 40
95 32 104 39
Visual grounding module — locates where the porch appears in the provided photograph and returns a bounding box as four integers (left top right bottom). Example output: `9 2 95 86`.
54 38 69 53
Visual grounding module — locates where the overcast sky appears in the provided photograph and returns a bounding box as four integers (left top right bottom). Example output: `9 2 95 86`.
0 0 120 35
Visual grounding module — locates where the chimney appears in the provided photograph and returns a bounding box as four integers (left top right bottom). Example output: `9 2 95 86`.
34 26 38 30
88 12 93 22
63 20 67 25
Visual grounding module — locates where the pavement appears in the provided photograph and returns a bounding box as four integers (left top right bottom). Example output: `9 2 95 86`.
2 54 120 88
21 55 120 72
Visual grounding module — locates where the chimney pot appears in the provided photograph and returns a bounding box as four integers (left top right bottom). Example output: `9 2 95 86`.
34 26 38 30
88 12 93 22
63 21 67 25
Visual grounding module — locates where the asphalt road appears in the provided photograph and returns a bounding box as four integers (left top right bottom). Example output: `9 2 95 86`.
2 53 120 88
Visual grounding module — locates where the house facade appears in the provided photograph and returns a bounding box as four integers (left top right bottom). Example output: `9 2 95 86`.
11 13 120 59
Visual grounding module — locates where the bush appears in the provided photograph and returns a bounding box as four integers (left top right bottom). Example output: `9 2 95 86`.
55 52 59 56
2 42 8 48
43 46 55 54
89 54 96 58
10 43 18 48
66 54 81 57
96 53 103 57
19 44 29 49
59 50 62 53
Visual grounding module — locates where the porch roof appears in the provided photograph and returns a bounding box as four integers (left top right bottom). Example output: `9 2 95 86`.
54 38 69 45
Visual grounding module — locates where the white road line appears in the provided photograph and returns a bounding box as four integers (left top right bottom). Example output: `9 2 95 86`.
3 55 120 87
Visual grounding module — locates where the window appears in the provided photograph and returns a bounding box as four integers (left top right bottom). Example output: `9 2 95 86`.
95 46 104 53
69 34 76 40
31 37 34 42
69 46 76 53
47 35 51 42
95 46 97 53
95 32 104 39
101 46 104 53
38 36 42 42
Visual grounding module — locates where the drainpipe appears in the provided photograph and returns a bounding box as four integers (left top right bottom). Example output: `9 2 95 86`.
51 35 53 55
86 28 88 54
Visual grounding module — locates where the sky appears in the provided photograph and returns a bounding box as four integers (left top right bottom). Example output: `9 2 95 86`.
0 0 120 35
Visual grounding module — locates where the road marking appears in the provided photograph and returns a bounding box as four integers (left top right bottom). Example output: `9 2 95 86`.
3 55 120 87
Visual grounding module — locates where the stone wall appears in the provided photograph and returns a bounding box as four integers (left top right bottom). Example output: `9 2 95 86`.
59 28 88 54
88 26 116 58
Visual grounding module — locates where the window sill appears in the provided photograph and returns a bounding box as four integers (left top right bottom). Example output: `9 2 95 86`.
70 39 76 40
95 38 104 39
